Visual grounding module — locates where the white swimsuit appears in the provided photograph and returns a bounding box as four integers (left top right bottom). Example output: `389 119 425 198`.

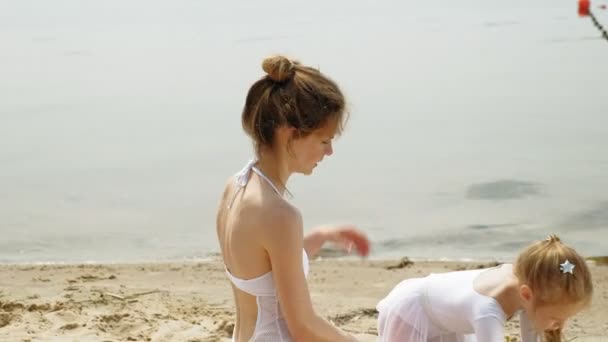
226 160 310 342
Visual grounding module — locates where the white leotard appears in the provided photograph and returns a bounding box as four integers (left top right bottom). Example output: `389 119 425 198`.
377 267 540 341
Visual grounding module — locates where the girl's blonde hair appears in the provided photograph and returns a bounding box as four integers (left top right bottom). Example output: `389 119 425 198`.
514 234 593 341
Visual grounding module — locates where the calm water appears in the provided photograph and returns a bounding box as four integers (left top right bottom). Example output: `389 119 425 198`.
1 0 607 263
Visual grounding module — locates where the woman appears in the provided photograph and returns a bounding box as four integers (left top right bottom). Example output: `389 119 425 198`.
216 55 370 342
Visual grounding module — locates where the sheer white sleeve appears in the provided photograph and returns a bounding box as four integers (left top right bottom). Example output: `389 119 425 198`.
472 315 506 342
519 311 541 342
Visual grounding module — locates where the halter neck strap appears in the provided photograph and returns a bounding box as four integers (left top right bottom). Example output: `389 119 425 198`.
228 159 282 208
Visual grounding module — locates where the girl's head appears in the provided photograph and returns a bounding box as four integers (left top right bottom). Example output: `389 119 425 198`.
514 235 593 340
241 55 347 175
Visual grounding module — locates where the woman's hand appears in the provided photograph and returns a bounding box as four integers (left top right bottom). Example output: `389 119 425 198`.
324 225 371 257
304 224 370 258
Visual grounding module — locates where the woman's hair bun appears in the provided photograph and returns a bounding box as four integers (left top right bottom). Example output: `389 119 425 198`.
262 55 296 82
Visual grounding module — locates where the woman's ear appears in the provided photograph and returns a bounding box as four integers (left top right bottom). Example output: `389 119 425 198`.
288 126 301 140
275 125 297 143
274 125 298 158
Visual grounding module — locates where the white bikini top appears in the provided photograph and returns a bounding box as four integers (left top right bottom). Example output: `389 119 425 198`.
226 250 310 297
225 159 310 297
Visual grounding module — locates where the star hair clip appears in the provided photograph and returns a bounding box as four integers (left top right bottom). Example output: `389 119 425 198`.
560 259 575 275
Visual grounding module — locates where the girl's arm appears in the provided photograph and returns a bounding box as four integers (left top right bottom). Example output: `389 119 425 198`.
473 316 507 342
519 311 541 342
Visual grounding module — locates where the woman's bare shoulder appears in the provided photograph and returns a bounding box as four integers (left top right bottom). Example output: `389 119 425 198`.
245 197 303 240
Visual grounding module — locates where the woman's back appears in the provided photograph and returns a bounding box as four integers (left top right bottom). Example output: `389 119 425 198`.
216 161 305 341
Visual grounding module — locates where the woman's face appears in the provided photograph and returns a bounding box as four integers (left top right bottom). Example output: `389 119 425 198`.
288 120 338 175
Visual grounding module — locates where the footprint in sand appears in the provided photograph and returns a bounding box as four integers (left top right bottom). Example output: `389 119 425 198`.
1 301 25 311
98 313 130 323
0 312 13 328
60 323 79 330
27 303 51 312
329 308 378 325
78 274 103 282
32 277 51 282
215 320 234 336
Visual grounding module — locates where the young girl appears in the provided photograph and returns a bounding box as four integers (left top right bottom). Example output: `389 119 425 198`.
216 55 370 342
376 235 593 342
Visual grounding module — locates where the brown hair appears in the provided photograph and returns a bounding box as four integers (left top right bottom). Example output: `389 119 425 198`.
514 235 593 342
241 55 347 155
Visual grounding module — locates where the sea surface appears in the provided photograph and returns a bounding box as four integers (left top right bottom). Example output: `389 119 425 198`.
1 0 607 263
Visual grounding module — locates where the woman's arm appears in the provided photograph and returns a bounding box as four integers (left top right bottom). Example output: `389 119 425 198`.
259 205 359 342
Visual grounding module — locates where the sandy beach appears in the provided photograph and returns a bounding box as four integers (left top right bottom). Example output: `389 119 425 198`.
0 257 606 341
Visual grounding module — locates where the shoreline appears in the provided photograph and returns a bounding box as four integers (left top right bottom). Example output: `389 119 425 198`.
1 253 606 267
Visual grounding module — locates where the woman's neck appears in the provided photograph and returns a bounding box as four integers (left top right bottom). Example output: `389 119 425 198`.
255 153 291 195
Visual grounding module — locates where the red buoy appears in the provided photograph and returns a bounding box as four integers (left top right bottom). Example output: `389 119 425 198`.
579 0 591 16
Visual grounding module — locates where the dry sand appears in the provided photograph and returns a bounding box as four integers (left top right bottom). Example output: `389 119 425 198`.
1 257 606 341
